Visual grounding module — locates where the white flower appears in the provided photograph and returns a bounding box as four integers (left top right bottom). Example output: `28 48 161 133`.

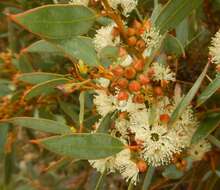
130 115 180 166
151 62 175 82
209 29 220 64
115 149 139 184
94 90 115 116
108 0 137 17
112 118 130 139
188 139 211 161
114 94 145 113
89 156 116 173
93 24 120 52
69 0 89 6
119 54 133 67
141 27 162 50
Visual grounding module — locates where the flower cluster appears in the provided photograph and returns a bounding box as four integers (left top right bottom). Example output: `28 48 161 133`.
76 0 212 185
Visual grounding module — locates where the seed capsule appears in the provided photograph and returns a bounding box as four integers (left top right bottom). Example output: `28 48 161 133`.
133 59 145 72
117 90 129 101
127 27 136 36
136 160 147 173
117 78 129 89
129 80 141 92
112 65 124 77
124 66 136 79
160 114 170 123
128 36 137 46
139 74 150 85
154 86 163 96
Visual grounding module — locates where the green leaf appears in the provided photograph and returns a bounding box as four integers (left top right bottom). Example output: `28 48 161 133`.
18 53 34 73
168 62 209 127
6 117 71 134
0 123 9 158
162 165 184 179
176 18 189 47
208 135 220 149
197 74 220 106
51 36 99 66
10 5 96 39
142 166 155 190
191 113 220 144
97 112 115 133
58 100 79 124
99 46 119 67
18 72 65 84
24 78 70 100
38 133 125 159
163 34 185 57
24 40 61 54
154 0 202 33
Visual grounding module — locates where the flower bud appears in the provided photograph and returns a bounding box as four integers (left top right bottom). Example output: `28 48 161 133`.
136 39 146 50
154 86 163 96
139 74 150 85
117 90 129 101
133 93 145 104
111 65 124 77
136 160 147 173
160 114 170 123
132 20 142 29
128 36 137 46
129 80 141 92
127 27 136 36
143 19 151 31
133 59 145 72
117 78 129 89
124 66 136 79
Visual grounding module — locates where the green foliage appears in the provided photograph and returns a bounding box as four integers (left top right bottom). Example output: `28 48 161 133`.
10 5 96 39
197 74 220 106
6 117 72 134
155 0 203 33
191 113 220 144
39 133 125 159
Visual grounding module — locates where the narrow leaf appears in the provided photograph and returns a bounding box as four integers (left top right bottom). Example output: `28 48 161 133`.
163 34 185 57
197 74 220 106
142 166 155 190
208 135 220 149
168 62 209 127
24 78 70 100
38 133 124 159
10 5 96 39
155 0 202 33
0 123 9 158
97 112 115 133
6 117 71 134
18 72 65 84
191 113 220 144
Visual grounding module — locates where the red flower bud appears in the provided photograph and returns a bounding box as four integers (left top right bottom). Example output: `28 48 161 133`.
128 36 137 46
129 80 141 92
127 27 136 36
139 74 150 85
117 90 129 101
160 114 170 123
119 47 127 57
132 20 142 29
147 68 155 78
117 78 129 89
124 66 136 79
154 86 163 96
112 65 124 77
136 160 147 173
133 93 145 104
133 59 145 72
